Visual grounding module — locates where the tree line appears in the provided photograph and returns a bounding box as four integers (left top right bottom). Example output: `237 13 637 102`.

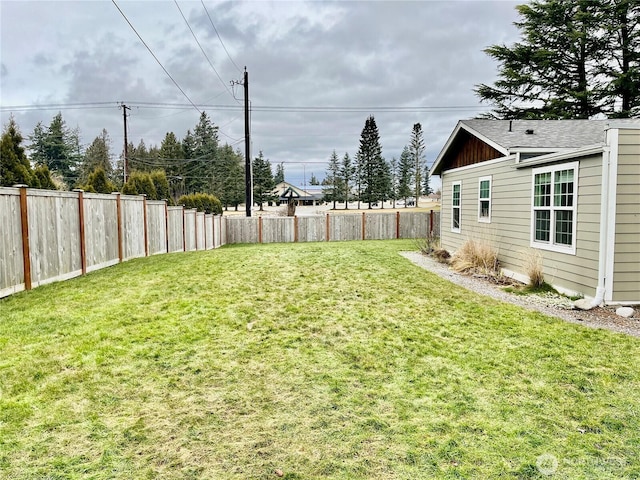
0 112 251 213
322 117 432 209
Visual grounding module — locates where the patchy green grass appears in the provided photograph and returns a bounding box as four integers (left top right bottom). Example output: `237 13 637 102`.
1 240 639 479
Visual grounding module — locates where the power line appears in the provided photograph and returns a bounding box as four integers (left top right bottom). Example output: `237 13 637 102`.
200 0 242 74
1 101 491 113
173 0 238 103
111 0 201 114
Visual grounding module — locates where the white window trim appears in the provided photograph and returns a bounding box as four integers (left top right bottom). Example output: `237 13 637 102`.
478 175 492 223
530 161 579 255
451 181 461 233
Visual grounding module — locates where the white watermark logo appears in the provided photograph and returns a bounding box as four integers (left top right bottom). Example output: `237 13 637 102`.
536 453 559 476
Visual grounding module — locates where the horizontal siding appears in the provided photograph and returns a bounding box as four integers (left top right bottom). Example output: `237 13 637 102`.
612 128 640 302
441 153 604 297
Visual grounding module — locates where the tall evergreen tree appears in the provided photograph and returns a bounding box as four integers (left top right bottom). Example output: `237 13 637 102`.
28 112 82 187
422 163 433 196
397 146 414 206
159 132 183 202
389 156 399 208
476 0 639 119
252 150 274 211
356 115 384 208
191 112 219 194
602 0 640 117
409 123 426 207
274 162 285 184
339 152 355 209
1 116 34 187
323 150 342 209
79 129 112 184
213 144 245 210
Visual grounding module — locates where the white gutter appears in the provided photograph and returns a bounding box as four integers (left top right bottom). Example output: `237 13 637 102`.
586 129 618 308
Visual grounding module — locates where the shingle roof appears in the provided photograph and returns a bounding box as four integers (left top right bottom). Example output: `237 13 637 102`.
431 118 640 175
461 119 640 150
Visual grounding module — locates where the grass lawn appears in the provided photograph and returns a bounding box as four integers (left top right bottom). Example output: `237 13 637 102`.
1 240 639 479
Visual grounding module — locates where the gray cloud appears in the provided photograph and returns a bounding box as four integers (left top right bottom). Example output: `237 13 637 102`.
1 0 521 185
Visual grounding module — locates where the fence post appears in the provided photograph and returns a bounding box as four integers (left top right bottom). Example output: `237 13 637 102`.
74 189 87 275
194 210 199 250
325 213 330 242
17 185 32 291
396 211 400 239
164 202 169 254
258 215 263 243
143 196 149 257
362 212 366 240
182 207 187 252
113 192 123 263
294 215 298 243
429 210 434 237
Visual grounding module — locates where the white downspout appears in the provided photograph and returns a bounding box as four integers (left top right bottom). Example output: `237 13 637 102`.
589 129 615 308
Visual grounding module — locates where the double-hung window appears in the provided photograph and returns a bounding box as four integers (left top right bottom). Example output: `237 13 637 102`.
531 162 578 254
478 176 491 223
451 181 461 233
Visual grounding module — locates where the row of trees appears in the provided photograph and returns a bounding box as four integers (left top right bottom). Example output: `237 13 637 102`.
322 117 432 209
0 112 249 210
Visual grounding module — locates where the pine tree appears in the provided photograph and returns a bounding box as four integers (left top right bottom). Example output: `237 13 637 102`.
28 112 82 187
422 163 433 196
1 116 34 187
252 151 274 211
476 0 639 119
397 146 413 206
409 123 426 207
339 152 355 209
323 150 342 209
159 132 183 202
274 162 285 184
389 156 399 208
79 129 112 185
356 115 384 208
191 112 219 194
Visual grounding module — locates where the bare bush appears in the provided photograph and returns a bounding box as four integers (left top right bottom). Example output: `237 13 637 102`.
450 239 499 275
524 249 545 287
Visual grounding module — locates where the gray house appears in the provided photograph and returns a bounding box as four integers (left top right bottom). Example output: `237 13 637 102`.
431 119 640 306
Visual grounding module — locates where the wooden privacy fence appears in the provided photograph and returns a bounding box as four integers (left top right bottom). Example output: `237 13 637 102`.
0 186 225 299
0 185 439 299
224 210 440 245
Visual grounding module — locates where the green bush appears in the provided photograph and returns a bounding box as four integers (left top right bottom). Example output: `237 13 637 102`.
122 171 157 199
178 193 223 215
150 170 170 201
77 167 116 194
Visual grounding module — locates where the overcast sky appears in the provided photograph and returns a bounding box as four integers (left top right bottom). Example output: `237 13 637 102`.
0 0 521 187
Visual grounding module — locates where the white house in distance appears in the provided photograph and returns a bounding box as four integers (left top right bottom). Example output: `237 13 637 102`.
431 119 640 306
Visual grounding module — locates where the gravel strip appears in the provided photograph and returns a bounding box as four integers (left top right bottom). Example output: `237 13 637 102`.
400 251 640 338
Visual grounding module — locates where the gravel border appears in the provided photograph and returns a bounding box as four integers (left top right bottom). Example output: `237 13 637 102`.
400 251 640 338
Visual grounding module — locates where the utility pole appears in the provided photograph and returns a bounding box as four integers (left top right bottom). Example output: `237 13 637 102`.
121 103 131 184
233 69 252 216
243 68 251 217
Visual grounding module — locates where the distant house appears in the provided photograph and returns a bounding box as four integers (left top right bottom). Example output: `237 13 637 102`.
273 182 323 206
431 119 640 305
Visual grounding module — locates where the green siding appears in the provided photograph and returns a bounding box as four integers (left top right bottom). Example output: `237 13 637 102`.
441 153 604 298
613 129 640 302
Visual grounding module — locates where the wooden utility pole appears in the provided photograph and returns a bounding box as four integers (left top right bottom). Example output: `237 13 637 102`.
121 103 131 184
243 68 251 217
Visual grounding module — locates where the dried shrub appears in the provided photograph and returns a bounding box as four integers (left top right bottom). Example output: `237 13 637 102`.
415 232 440 256
450 239 499 275
524 249 545 288
433 248 451 264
